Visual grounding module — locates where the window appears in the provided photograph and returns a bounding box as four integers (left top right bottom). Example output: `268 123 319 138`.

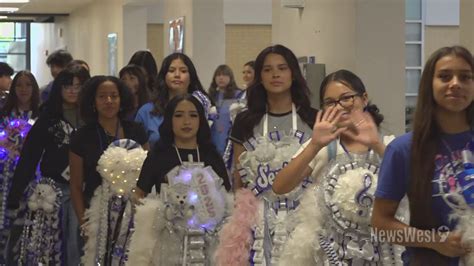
0 22 30 71
405 0 424 131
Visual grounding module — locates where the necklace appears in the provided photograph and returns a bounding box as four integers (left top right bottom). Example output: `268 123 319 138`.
174 145 201 164
263 104 297 135
97 119 121 151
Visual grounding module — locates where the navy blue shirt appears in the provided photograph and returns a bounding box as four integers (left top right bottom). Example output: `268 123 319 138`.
376 131 473 265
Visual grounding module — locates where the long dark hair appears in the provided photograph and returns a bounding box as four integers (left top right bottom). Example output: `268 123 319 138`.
79 76 134 125
409 46 473 264
151 53 209 115
43 65 90 119
155 94 214 152
1 71 40 118
236 44 316 141
119 64 150 110
128 50 158 92
244 60 255 68
319 69 384 126
208 64 240 102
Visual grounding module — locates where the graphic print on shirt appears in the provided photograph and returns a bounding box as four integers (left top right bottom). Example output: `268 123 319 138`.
432 143 470 211
48 120 74 147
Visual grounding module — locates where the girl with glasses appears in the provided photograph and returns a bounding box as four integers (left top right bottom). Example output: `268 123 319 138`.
6 65 90 265
272 69 404 265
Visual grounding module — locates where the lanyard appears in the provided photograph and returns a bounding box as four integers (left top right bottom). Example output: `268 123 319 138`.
97 119 121 151
263 103 297 135
339 140 372 161
174 145 201 164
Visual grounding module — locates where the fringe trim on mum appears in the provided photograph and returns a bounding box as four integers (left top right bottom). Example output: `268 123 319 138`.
214 188 259 266
450 196 474 266
278 185 325 266
126 195 164 266
81 188 102 265
452 205 474 265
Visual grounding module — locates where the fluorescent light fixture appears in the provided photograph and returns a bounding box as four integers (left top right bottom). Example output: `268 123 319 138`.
0 16 7 19
0 7 19 12
0 0 29 3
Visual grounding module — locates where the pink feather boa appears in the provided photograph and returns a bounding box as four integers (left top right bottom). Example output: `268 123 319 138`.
214 188 259 266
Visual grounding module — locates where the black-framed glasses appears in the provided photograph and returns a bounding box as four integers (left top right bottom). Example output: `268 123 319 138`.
322 94 360 108
62 84 81 92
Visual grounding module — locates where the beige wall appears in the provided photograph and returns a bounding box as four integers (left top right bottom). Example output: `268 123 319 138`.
30 21 68 86
424 26 460 60
424 0 473 63
460 0 474 52
272 0 356 74
65 0 125 76
191 0 225 88
123 5 148 66
272 0 405 135
225 25 272 88
147 24 164 66
355 0 405 135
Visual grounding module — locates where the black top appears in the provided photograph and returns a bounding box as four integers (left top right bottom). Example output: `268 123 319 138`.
69 120 147 205
137 146 231 194
8 113 78 209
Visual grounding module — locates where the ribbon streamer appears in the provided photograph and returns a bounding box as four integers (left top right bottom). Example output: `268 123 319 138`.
16 178 64 265
82 139 147 265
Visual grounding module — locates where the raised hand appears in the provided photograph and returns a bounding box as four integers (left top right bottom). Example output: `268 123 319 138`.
341 110 380 148
310 106 347 149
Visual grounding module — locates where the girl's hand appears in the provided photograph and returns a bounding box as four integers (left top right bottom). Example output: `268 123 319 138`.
342 110 380 148
431 231 469 258
310 107 347 149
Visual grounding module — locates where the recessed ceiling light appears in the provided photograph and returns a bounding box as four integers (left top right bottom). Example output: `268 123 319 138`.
0 7 19 12
0 0 29 3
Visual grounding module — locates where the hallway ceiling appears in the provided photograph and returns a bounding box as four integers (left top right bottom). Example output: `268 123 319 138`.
14 0 93 13
0 0 94 22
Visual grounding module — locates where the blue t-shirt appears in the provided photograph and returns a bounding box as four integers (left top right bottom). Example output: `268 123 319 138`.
135 102 164 147
376 131 473 265
211 91 240 155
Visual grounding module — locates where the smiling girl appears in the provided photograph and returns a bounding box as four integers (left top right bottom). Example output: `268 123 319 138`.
135 53 212 147
271 69 401 265
372 46 474 265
